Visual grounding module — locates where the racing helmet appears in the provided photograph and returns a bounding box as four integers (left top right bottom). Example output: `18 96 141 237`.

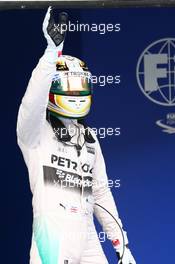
47 55 93 119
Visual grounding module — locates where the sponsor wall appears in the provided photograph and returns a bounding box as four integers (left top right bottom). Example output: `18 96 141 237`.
2 7 175 264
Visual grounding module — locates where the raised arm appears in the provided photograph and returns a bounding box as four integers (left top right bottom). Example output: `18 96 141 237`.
17 7 68 148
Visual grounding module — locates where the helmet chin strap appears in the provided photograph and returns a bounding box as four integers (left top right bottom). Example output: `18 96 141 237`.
58 116 78 129
57 116 86 156
46 109 96 157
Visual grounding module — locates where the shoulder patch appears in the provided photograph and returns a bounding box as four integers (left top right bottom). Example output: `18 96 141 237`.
86 145 95 155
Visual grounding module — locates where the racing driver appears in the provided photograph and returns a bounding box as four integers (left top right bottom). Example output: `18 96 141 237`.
17 7 136 264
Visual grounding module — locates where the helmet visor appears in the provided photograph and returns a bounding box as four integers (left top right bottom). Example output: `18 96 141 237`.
50 72 93 96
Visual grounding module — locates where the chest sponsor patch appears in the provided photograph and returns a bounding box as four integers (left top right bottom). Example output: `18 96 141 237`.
51 154 93 174
43 166 92 194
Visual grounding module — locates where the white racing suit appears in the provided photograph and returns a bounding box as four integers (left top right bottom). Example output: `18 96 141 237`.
17 53 126 264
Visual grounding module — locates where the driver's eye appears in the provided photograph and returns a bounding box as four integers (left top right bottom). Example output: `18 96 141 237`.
80 100 85 102
68 99 76 102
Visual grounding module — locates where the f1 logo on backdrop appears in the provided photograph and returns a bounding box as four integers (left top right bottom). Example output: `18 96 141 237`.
136 38 175 106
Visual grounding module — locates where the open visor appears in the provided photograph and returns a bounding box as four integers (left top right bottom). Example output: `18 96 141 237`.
50 71 93 96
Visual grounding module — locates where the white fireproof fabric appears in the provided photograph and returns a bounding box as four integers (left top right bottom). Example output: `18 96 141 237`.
16 53 127 264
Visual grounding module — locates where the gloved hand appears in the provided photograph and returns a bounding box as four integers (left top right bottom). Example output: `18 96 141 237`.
42 6 68 62
117 245 136 264
112 237 136 264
